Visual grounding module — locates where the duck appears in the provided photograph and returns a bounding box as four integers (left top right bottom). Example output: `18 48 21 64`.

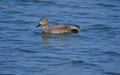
36 17 80 34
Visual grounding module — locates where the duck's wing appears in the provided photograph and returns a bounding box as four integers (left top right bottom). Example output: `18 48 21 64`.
51 24 79 30
48 24 79 34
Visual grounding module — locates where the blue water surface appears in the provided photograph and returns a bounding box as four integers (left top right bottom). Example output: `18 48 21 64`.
0 0 120 75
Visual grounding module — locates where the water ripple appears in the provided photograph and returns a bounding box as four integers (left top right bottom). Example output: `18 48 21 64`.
97 3 119 7
0 0 120 75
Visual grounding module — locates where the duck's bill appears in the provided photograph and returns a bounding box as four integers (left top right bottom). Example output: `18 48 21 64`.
36 24 41 28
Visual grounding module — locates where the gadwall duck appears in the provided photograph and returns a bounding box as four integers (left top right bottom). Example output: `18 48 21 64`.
36 17 80 34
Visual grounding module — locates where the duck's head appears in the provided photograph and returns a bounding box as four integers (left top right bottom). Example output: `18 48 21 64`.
36 17 48 28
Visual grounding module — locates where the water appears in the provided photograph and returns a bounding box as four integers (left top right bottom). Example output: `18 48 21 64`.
0 0 120 75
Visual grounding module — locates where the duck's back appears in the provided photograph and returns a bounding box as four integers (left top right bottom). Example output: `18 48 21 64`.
45 24 79 34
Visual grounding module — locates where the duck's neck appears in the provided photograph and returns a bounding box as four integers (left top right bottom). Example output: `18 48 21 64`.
43 25 48 30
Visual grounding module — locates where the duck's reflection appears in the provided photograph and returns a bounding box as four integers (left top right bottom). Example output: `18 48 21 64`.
40 32 75 42
40 33 49 42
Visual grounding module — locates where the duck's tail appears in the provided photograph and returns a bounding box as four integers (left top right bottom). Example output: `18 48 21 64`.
70 25 80 33
74 25 80 29
71 29 78 33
